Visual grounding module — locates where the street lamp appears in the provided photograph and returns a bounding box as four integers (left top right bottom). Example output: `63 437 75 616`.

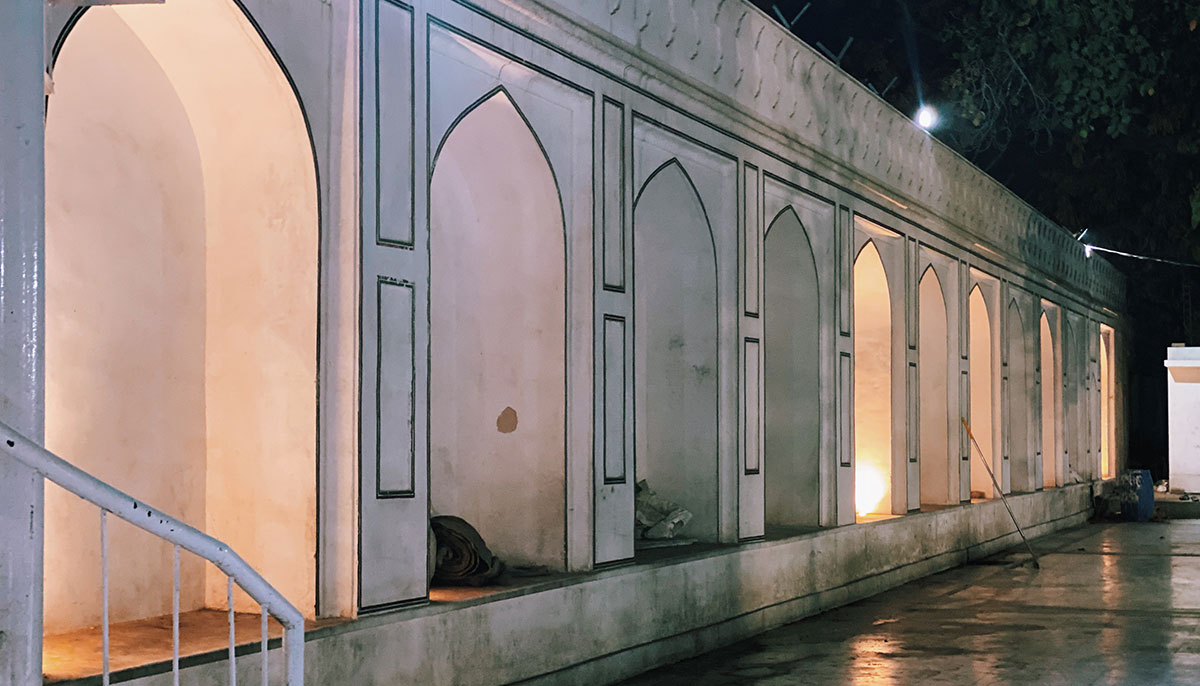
915 104 938 130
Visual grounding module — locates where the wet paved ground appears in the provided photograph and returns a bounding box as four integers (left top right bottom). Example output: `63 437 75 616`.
621 521 1200 685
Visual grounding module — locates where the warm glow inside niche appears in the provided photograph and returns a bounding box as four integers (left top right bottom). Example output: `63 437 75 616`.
1100 327 1115 479
854 242 893 518
44 0 318 634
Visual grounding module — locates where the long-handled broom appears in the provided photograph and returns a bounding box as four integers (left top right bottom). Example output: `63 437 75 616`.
961 417 1040 570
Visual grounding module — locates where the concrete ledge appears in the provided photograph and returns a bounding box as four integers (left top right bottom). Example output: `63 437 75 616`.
117 484 1091 686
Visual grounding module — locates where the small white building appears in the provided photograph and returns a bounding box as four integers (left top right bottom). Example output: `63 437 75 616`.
1167 347 1200 491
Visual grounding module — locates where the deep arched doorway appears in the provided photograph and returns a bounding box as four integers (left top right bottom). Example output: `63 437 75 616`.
918 267 953 507
1007 301 1032 492
968 286 996 498
853 241 894 519
45 1 319 632
763 207 821 531
633 161 720 542
429 90 567 570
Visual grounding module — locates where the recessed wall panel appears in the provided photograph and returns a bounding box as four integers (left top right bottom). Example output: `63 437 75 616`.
603 316 627 483
376 0 414 247
376 278 416 497
744 164 760 316
744 338 761 473
602 99 625 291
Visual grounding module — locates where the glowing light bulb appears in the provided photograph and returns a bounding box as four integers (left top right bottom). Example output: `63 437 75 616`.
915 105 938 130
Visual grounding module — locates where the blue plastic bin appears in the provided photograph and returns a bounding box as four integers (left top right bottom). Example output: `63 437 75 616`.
1120 469 1154 522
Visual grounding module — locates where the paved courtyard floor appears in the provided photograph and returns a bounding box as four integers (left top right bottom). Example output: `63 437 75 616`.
621 521 1200 685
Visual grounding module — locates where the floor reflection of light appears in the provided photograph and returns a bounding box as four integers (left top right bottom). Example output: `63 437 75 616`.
848 633 896 685
857 463 888 517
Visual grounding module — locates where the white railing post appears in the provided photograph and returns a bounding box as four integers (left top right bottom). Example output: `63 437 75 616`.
261 605 269 686
228 577 237 686
101 510 110 686
0 421 305 685
173 544 181 686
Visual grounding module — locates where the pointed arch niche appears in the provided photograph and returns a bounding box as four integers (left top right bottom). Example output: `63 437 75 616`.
1006 300 1033 492
1100 324 1117 479
633 161 720 543
918 267 953 507
44 1 318 633
763 207 821 531
1040 311 1059 489
853 241 895 519
968 285 997 499
1062 316 1079 482
429 90 567 571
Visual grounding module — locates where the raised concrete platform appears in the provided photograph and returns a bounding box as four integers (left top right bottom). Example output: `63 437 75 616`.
94 484 1092 685
623 520 1200 685
1156 491 1200 519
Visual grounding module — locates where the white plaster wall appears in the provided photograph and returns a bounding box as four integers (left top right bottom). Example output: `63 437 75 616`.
1167 349 1200 490
764 210 820 528
429 93 567 570
853 243 892 517
634 163 720 542
44 9 208 631
919 269 951 505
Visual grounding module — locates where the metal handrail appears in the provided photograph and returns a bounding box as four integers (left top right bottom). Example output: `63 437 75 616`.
0 419 305 686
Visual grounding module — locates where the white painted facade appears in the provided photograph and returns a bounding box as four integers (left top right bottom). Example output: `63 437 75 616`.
1166 348 1200 491
0 0 1127 683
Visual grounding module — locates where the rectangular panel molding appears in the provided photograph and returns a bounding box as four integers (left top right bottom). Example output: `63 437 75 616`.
602 315 627 483
376 278 416 497
1001 375 1010 460
958 260 969 359
602 98 625 291
838 205 852 335
376 0 414 248
744 163 760 316
906 237 918 350
907 361 919 463
839 352 852 467
960 370 970 461
744 338 762 474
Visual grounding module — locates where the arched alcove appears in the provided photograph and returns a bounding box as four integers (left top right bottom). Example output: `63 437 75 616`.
1062 319 1077 481
853 241 893 519
45 1 318 633
918 267 953 507
429 90 567 570
1100 328 1115 479
763 208 820 531
1040 313 1057 488
1007 301 1032 492
633 161 719 543
968 286 995 499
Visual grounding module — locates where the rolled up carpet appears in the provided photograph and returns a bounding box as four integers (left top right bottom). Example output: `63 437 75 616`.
431 515 504 586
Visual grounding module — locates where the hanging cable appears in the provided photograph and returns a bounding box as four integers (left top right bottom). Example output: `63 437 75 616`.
1084 244 1200 269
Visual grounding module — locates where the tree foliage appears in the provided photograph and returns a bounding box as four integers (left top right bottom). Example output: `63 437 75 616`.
940 0 1178 153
